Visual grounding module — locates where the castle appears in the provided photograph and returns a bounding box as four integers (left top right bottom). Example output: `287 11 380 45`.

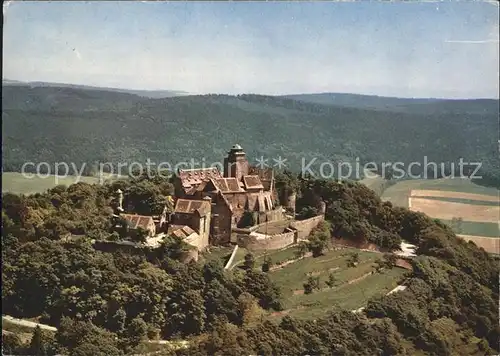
169 144 285 247
112 144 325 257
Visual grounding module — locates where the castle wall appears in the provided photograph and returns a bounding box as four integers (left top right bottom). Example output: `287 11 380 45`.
290 215 325 240
211 196 232 245
237 230 296 251
255 208 284 224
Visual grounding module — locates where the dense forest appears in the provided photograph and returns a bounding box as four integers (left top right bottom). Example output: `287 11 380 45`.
2 171 499 355
2 85 499 187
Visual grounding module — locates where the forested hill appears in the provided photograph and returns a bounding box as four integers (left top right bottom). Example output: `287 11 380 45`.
284 93 499 115
2 85 499 186
2 79 189 98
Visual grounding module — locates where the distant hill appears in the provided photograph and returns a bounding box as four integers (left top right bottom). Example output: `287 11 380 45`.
284 93 499 115
2 86 499 188
2 79 189 98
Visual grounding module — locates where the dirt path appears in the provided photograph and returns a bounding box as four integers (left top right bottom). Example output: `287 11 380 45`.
1 315 188 347
2 315 57 332
269 252 313 271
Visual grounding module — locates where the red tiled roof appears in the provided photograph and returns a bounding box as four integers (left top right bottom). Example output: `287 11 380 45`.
243 175 264 190
168 225 197 239
212 177 243 193
174 199 211 216
178 167 222 188
121 214 154 230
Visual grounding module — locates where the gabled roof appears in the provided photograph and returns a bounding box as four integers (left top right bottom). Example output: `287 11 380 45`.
174 199 211 216
211 177 243 193
168 224 197 239
177 167 222 188
121 214 154 230
242 175 264 190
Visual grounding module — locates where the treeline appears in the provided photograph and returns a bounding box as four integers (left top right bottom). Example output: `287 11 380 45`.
3 86 499 188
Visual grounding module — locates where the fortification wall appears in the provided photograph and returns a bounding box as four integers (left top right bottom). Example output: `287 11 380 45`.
237 230 296 250
256 208 284 224
290 215 325 240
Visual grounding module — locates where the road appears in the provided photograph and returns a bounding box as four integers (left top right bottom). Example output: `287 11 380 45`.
2 315 188 348
2 315 57 332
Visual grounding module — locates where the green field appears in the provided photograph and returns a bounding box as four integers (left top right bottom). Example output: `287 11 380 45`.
439 219 499 238
261 247 408 319
381 178 499 241
270 248 378 293
381 178 499 208
2 172 119 195
285 268 406 319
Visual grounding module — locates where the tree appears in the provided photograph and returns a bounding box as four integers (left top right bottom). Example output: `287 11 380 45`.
325 272 336 288
347 252 359 268
238 211 256 228
383 253 398 269
29 325 48 356
133 227 149 243
308 235 327 257
262 255 273 272
237 292 264 326
295 241 309 259
243 253 255 270
2 332 24 355
126 317 148 348
303 276 321 294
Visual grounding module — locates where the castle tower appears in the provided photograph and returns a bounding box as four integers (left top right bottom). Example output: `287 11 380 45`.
223 144 249 181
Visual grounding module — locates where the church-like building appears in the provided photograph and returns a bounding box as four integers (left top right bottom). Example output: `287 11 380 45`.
170 144 283 246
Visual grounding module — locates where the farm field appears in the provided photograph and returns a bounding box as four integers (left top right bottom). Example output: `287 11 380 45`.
439 219 499 238
457 235 500 254
408 197 499 223
381 178 499 208
409 189 499 202
392 185 500 253
2 172 120 195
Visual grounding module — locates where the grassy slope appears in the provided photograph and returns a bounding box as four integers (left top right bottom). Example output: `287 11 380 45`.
287 268 406 319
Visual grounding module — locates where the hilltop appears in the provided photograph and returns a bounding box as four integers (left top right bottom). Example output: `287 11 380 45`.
2 79 189 99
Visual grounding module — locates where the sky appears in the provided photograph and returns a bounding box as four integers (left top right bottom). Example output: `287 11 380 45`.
3 1 499 98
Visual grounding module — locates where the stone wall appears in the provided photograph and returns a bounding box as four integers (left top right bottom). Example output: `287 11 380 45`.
238 230 296 251
290 215 325 240
256 207 284 224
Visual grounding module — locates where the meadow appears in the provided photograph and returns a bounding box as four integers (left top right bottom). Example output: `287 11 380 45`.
381 178 499 208
244 245 408 319
2 172 119 195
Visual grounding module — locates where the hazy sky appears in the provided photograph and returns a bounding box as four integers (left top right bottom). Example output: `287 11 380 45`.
3 1 499 98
